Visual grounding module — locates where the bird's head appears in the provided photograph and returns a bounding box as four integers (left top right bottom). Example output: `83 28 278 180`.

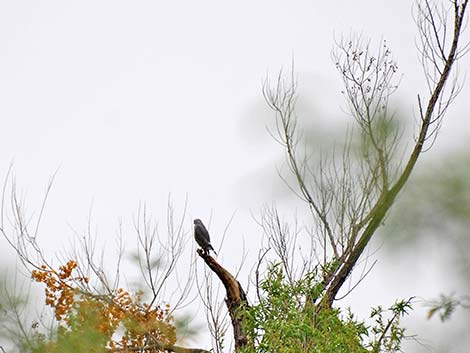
193 219 202 225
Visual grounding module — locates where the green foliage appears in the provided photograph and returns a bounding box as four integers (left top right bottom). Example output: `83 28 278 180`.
27 304 108 353
241 263 367 353
0 269 41 353
368 298 413 353
241 263 412 353
425 294 470 322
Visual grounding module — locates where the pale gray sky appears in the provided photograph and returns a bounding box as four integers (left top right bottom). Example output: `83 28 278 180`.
1 1 469 352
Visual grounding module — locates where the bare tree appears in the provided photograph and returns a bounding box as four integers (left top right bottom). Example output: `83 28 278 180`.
0 175 204 352
197 0 469 350
261 0 469 309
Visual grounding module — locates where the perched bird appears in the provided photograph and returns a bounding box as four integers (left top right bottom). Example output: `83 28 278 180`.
194 219 217 255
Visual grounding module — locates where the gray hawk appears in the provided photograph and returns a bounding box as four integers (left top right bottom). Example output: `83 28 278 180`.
194 219 217 255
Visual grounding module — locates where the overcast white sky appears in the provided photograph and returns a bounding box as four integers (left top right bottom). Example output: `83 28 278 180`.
1 1 469 352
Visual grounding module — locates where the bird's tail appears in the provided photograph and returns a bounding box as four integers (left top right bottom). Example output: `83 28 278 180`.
209 244 217 255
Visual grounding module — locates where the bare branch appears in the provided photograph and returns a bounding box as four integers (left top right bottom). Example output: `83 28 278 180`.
107 341 211 353
263 68 339 259
196 250 252 351
322 0 469 307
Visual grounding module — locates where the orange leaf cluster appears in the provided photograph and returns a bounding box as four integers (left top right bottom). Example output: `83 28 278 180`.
32 261 83 321
32 261 176 352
